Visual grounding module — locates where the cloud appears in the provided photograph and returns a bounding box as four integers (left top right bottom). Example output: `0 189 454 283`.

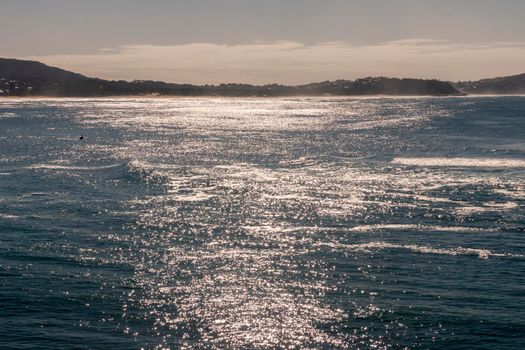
26 40 525 84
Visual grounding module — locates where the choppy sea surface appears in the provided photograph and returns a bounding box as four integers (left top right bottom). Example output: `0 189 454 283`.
0 97 524 349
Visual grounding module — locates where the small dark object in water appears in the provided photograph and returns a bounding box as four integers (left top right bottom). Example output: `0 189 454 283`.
79 135 84 140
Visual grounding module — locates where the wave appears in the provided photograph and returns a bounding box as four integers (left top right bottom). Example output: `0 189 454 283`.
30 163 124 171
237 224 495 237
0 113 17 119
316 241 523 260
278 157 323 168
455 202 519 216
127 160 194 186
348 224 493 233
128 160 185 172
169 193 216 202
391 157 525 168
0 213 19 219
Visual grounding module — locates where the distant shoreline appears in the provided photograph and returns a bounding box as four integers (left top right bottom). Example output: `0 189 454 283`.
3 94 525 100
3 57 525 97
0 58 462 97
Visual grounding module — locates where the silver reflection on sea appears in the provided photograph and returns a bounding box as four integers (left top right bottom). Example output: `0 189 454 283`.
4 97 522 349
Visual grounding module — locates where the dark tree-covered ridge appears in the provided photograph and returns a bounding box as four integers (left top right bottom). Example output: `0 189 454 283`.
0 57 474 97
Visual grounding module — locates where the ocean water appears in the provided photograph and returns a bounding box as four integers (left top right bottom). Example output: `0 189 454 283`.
0 97 524 349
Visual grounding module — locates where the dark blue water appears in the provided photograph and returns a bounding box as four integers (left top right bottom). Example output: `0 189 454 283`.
1 97 524 349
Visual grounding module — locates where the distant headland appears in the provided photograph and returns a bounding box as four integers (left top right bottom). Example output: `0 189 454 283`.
1 58 525 97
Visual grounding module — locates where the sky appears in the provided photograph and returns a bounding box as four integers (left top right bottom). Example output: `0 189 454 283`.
2 0 525 84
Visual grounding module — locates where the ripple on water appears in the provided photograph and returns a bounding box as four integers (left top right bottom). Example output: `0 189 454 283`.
1 97 524 349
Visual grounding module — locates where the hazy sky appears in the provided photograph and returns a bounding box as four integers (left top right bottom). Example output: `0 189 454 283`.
2 0 525 84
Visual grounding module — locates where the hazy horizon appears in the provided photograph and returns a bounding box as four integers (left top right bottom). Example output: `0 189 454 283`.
2 0 525 84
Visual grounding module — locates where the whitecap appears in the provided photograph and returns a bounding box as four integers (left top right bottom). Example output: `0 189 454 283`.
391 157 525 168
316 241 521 259
455 202 519 216
0 113 17 119
128 160 185 171
30 163 123 171
348 224 492 233
0 213 19 220
167 192 216 202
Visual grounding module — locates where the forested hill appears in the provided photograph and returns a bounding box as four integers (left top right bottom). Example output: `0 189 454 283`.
455 73 525 95
1 57 462 97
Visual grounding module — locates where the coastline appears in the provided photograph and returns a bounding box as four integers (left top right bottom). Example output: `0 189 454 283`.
3 94 525 100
